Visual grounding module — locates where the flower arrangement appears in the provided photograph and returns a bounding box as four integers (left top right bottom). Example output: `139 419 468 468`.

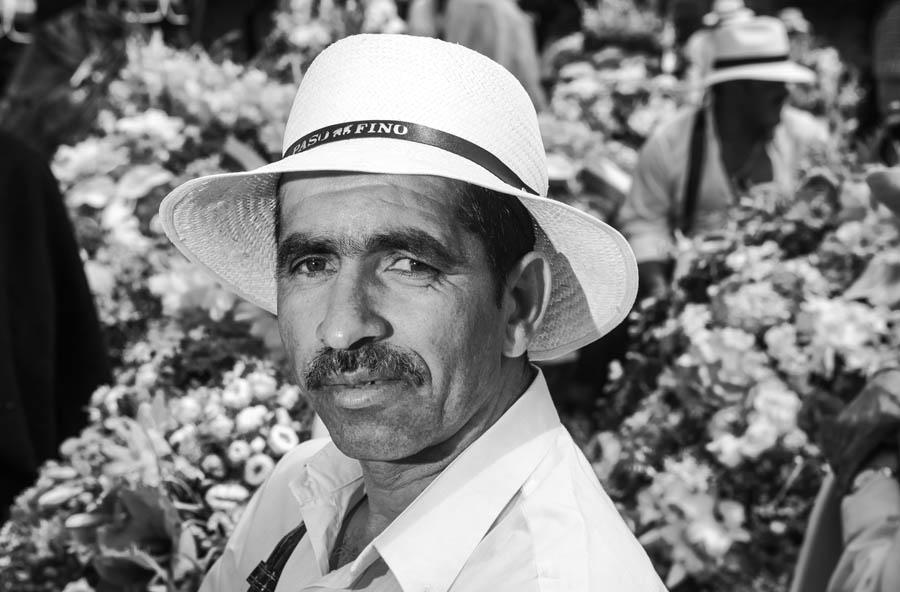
587 176 900 590
0 324 310 591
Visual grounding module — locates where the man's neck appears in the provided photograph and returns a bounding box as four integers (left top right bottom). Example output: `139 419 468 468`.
354 362 535 544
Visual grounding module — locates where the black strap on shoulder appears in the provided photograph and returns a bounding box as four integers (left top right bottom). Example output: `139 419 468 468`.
680 108 707 236
246 522 308 592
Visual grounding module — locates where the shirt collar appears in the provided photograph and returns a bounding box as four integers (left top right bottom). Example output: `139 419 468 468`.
289 369 562 592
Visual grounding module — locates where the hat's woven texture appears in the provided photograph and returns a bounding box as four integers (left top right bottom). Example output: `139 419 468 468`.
161 34 638 361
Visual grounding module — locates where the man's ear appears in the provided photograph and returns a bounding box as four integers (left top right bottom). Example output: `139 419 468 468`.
501 252 551 358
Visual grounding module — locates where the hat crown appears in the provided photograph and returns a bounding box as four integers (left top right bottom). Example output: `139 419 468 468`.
711 16 791 62
282 34 548 196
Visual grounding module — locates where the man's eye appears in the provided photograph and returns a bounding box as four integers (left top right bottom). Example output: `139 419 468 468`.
291 257 332 276
387 257 436 276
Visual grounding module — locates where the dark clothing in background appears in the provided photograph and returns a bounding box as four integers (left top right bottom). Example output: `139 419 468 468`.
0 132 111 519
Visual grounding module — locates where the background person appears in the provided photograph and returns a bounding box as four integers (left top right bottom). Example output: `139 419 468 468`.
791 168 900 592
406 0 547 111
0 130 111 521
617 16 827 299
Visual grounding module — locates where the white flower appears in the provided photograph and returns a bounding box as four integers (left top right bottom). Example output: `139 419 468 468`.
268 425 300 456
226 440 252 465
148 258 238 320
222 378 253 409
251 436 267 453
277 385 301 409
274 408 292 426
134 363 159 389
207 414 235 440
115 164 174 201
101 199 148 251
205 483 250 511
247 371 278 400
203 400 225 419
235 405 268 434
68 176 116 208
721 282 792 332
244 454 276 486
52 137 128 185
707 433 743 468
782 429 809 450
37 485 84 509
84 260 116 299
718 500 746 529
115 108 186 150
171 397 203 425
752 379 801 432
169 423 196 445
739 416 780 458
687 520 732 558
201 454 226 479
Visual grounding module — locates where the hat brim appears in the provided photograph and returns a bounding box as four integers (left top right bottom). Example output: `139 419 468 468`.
160 137 639 361
704 61 816 87
867 168 900 217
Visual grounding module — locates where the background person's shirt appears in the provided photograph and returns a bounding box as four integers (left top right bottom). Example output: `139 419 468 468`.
617 104 829 263
826 475 900 592
200 371 667 592
443 0 547 111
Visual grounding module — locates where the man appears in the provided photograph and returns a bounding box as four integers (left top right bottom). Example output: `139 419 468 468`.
160 34 665 591
618 16 828 298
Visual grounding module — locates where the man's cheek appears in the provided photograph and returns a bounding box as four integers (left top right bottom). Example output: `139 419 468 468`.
277 305 317 381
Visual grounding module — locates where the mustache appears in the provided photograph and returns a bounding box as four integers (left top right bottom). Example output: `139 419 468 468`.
303 343 429 390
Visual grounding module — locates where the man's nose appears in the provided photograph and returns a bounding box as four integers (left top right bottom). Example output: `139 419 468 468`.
316 265 390 350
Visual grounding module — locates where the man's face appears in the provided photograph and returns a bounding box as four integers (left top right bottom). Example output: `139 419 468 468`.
741 80 789 138
276 173 510 461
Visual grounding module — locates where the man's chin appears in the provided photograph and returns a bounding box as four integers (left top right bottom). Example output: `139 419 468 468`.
327 425 424 462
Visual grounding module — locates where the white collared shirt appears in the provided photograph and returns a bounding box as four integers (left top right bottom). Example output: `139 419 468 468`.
200 371 667 592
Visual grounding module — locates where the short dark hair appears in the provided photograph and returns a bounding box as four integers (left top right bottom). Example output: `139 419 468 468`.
451 183 537 304
274 178 536 305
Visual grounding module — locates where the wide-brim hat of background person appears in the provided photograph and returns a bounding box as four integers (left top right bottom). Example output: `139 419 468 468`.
159 34 638 362
704 16 816 87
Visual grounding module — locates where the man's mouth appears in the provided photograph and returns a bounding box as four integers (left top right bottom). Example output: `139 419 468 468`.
315 373 406 410
317 371 402 389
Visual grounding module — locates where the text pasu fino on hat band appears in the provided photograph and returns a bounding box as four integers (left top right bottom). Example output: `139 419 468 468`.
282 120 539 196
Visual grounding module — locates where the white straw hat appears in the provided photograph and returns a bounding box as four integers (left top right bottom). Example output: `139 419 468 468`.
159 34 638 362
703 16 815 87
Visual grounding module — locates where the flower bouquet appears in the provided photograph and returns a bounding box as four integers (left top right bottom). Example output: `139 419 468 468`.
587 171 900 590
0 327 310 592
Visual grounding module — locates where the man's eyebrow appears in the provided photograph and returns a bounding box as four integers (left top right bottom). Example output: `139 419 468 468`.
276 228 463 274
366 228 463 268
